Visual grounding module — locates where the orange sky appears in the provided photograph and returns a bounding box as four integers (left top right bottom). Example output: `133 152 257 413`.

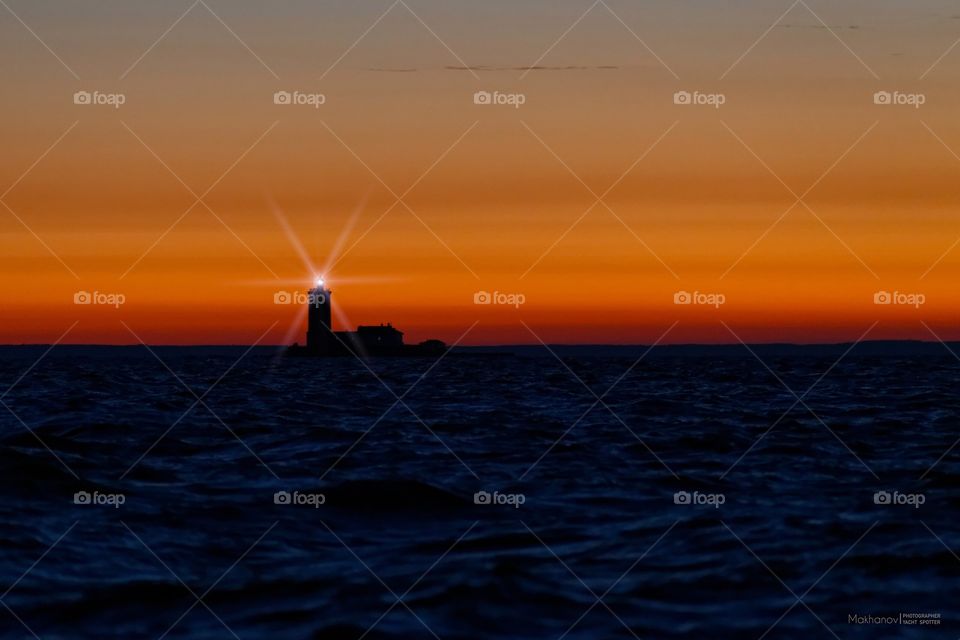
1 1 959 345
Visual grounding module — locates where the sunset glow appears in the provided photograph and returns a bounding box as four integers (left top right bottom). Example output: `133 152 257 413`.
2 1 959 345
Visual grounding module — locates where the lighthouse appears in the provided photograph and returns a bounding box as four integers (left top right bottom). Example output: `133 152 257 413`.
287 275 446 358
306 276 332 353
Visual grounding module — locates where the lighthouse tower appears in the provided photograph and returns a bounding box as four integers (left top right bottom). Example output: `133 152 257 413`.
306 277 333 353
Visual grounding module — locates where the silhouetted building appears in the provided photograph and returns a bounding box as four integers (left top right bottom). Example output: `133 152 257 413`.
356 324 403 349
288 280 445 358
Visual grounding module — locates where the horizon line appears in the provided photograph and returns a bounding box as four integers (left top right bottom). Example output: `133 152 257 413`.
0 338 956 349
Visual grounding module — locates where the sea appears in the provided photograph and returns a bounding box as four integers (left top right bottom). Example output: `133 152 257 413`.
0 344 957 639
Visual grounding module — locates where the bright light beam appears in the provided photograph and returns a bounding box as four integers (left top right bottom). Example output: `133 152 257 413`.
268 195 317 277
321 192 368 276
275 302 309 354
269 191 379 352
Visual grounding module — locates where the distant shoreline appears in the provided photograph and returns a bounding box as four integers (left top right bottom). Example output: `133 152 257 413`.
0 340 956 358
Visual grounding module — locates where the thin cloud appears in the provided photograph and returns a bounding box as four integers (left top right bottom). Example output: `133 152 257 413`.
446 64 619 72
779 23 860 30
359 64 621 73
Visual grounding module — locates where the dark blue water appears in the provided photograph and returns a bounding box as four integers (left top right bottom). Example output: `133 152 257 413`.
0 346 958 639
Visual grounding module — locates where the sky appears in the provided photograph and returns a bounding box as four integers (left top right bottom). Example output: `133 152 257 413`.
1 0 960 345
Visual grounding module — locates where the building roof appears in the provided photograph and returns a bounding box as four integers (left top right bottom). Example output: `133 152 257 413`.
356 324 404 336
